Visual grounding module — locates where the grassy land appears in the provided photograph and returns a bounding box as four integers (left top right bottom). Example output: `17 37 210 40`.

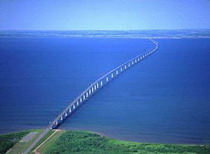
35 130 65 154
30 129 55 153
0 130 30 154
37 130 210 154
0 129 41 154
7 129 42 154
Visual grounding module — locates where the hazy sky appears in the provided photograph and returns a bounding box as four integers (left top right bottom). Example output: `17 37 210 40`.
0 0 210 30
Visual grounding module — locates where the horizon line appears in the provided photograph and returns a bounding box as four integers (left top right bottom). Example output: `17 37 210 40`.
0 29 210 31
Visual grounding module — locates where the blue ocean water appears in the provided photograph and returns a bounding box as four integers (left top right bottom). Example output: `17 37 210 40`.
0 37 210 144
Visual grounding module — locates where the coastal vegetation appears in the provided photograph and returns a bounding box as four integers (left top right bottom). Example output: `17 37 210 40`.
37 130 210 154
0 130 30 153
0 129 41 154
1 129 210 153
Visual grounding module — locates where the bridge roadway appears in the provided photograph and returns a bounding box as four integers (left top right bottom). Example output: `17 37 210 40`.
22 39 158 154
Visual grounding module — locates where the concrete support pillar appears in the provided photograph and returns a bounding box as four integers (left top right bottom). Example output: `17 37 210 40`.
132 61 134 65
73 105 75 109
60 116 63 121
121 67 123 72
96 83 99 88
111 73 114 78
69 108 72 113
80 98 82 103
128 63 130 67
116 70 118 75
77 101 79 106
124 65 127 69
106 77 109 82
86 92 88 98
94 85 97 90
91 87 94 92
83 95 85 100
65 112 68 117
89 89 91 95
55 121 58 125
100 81 103 86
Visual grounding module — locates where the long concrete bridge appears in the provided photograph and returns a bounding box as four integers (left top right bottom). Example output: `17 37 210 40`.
22 39 158 154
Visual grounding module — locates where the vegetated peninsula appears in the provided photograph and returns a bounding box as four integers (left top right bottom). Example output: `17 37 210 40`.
1 129 210 154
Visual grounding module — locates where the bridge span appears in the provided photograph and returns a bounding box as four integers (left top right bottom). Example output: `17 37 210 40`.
22 39 158 154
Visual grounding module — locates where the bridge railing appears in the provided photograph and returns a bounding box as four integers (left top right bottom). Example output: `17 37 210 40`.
50 39 158 129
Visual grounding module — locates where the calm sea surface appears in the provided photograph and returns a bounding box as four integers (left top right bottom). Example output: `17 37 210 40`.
0 37 209 144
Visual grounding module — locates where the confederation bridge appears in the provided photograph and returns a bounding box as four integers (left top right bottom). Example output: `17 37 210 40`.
23 39 158 154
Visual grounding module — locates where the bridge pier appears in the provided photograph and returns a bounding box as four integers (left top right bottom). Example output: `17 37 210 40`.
106 77 109 82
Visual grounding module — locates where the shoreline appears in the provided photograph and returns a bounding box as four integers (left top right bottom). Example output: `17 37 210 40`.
1 128 209 146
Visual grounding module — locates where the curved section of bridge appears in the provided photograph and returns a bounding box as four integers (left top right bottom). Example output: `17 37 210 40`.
22 39 158 154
